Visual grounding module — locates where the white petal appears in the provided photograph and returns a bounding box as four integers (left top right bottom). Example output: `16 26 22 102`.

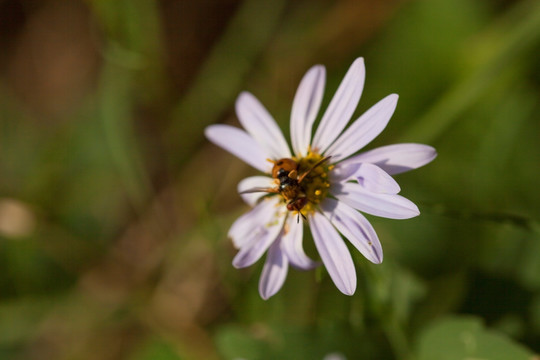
280 214 318 270
228 197 280 249
321 199 383 264
355 163 400 194
259 240 289 300
290 65 326 157
329 162 360 182
236 92 291 159
309 212 356 295
238 176 275 206
340 143 437 175
331 163 400 194
205 124 271 173
312 58 365 153
232 209 286 268
332 182 420 219
325 94 398 162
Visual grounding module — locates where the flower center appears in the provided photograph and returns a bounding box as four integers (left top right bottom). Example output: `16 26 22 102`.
291 151 332 215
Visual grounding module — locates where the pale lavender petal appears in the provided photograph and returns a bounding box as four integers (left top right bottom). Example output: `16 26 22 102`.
312 58 365 153
205 125 271 173
329 162 360 182
238 176 275 206
228 197 280 249
280 214 318 270
355 163 400 194
309 212 356 295
325 94 398 162
232 209 286 268
332 182 420 219
290 65 326 157
236 92 291 159
259 240 289 300
321 199 383 264
340 143 437 175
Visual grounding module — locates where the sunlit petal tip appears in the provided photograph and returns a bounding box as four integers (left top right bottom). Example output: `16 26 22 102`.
232 242 270 268
325 93 400 161
406 202 421 218
204 124 225 142
371 245 384 264
306 64 326 75
312 57 366 152
235 91 291 159
309 212 357 295
343 143 437 175
231 257 245 269
235 91 258 113
342 287 355 296
260 290 272 301
388 93 399 108
204 124 271 173
356 163 401 194
234 91 251 115
232 243 262 268
337 275 356 296
321 199 384 265
231 207 286 267
372 254 383 265
291 65 326 157
228 197 279 249
236 90 261 104
426 146 438 160
333 182 420 219
352 56 365 68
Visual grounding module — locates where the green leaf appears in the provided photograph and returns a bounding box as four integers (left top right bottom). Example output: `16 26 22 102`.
417 316 535 360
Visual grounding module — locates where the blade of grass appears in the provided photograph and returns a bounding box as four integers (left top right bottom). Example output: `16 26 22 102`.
90 0 166 211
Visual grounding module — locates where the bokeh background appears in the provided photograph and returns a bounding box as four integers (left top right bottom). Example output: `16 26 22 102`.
1 0 540 359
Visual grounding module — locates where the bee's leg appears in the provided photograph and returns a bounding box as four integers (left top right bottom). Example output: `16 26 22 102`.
239 187 279 194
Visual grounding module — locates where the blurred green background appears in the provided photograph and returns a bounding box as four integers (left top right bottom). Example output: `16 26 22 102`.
1 0 539 359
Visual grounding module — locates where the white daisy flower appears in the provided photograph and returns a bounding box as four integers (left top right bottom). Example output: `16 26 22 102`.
205 58 437 299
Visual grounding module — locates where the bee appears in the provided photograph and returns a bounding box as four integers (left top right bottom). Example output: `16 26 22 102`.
240 156 330 222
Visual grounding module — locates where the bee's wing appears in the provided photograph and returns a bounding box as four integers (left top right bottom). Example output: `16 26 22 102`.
239 187 278 194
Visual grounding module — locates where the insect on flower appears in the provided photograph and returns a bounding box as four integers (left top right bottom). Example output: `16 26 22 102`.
241 156 331 222
205 57 437 299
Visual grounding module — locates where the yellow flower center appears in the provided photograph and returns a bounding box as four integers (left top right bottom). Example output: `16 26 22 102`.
291 151 333 216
